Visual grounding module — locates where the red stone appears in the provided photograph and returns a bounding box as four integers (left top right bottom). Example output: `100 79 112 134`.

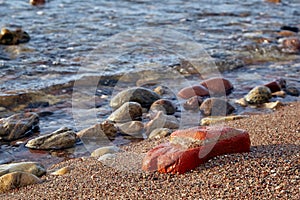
177 85 209 99
142 126 250 174
264 81 281 93
200 77 233 95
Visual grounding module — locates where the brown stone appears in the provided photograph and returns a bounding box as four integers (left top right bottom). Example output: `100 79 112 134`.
183 96 203 111
200 77 234 96
264 81 281 93
177 85 209 99
199 98 235 116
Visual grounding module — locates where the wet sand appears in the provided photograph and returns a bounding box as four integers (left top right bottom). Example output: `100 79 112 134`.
1 102 299 199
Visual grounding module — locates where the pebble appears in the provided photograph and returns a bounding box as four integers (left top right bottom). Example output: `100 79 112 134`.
148 128 172 139
108 102 143 123
263 101 284 109
25 127 77 150
0 112 39 141
199 98 235 116
50 166 72 176
110 87 161 109
149 99 176 115
244 86 272 104
183 96 203 111
200 77 234 95
145 111 179 135
0 172 42 193
272 91 286 98
177 85 209 99
91 146 120 158
117 121 144 138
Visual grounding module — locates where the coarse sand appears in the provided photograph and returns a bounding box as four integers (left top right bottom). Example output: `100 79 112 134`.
1 102 299 200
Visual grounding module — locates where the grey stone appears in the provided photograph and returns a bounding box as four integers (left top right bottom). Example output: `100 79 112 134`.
145 111 179 135
117 121 144 138
25 127 76 150
108 102 142 123
150 99 176 115
200 98 235 116
0 112 39 141
110 87 161 109
91 146 119 158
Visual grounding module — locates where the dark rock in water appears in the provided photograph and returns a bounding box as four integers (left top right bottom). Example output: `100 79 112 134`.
183 96 203 111
30 0 46 6
200 77 234 96
0 28 30 45
264 81 281 93
110 87 161 109
178 85 209 99
276 78 286 89
280 26 299 33
150 99 176 115
199 98 235 116
108 102 143 123
285 86 299 96
280 37 300 53
25 127 77 150
244 86 272 104
0 113 39 141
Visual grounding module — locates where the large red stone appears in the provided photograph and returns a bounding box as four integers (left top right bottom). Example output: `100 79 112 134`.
177 85 209 99
142 126 250 174
200 77 233 95
264 81 281 93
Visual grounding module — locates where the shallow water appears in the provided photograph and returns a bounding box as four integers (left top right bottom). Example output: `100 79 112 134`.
0 0 299 167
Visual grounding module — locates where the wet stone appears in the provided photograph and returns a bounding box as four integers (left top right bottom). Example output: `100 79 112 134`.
25 127 77 150
200 77 234 95
0 112 39 141
108 102 142 123
183 96 203 111
145 111 179 135
110 87 161 109
264 81 281 93
149 99 176 115
285 86 299 96
177 85 209 99
199 98 235 116
0 162 46 177
244 86 272 104
0 28 30 45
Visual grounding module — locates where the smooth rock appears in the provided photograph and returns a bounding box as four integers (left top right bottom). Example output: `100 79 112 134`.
0 112 39 141
91 146 120 158
98 153 116 161
177 85 209 99
244 86 272 104
272 90 286 98
145 111 179 135
199 98 235 116
30 0 46 6
148 128 172 139
110 87 161 109
25 127 77 150
235 98 248 107
117 121 144 138
183 96 203 111
201 115 249 125
264 81 281 93
77 121 118 141
0 162 46 177
142 126 250 174
263 101 284 109
108 102 142 123
200 77 233 95
0 172 42 193
50 167 71 175
149 99 176 115
285 86 299 96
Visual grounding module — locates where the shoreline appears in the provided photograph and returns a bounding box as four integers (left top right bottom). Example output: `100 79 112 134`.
1 101 299 199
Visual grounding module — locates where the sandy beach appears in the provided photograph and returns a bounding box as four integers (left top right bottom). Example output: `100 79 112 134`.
0 102 299 200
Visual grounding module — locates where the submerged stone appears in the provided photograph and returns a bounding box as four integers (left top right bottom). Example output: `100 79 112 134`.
200 77 234 95
0 112 39 141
